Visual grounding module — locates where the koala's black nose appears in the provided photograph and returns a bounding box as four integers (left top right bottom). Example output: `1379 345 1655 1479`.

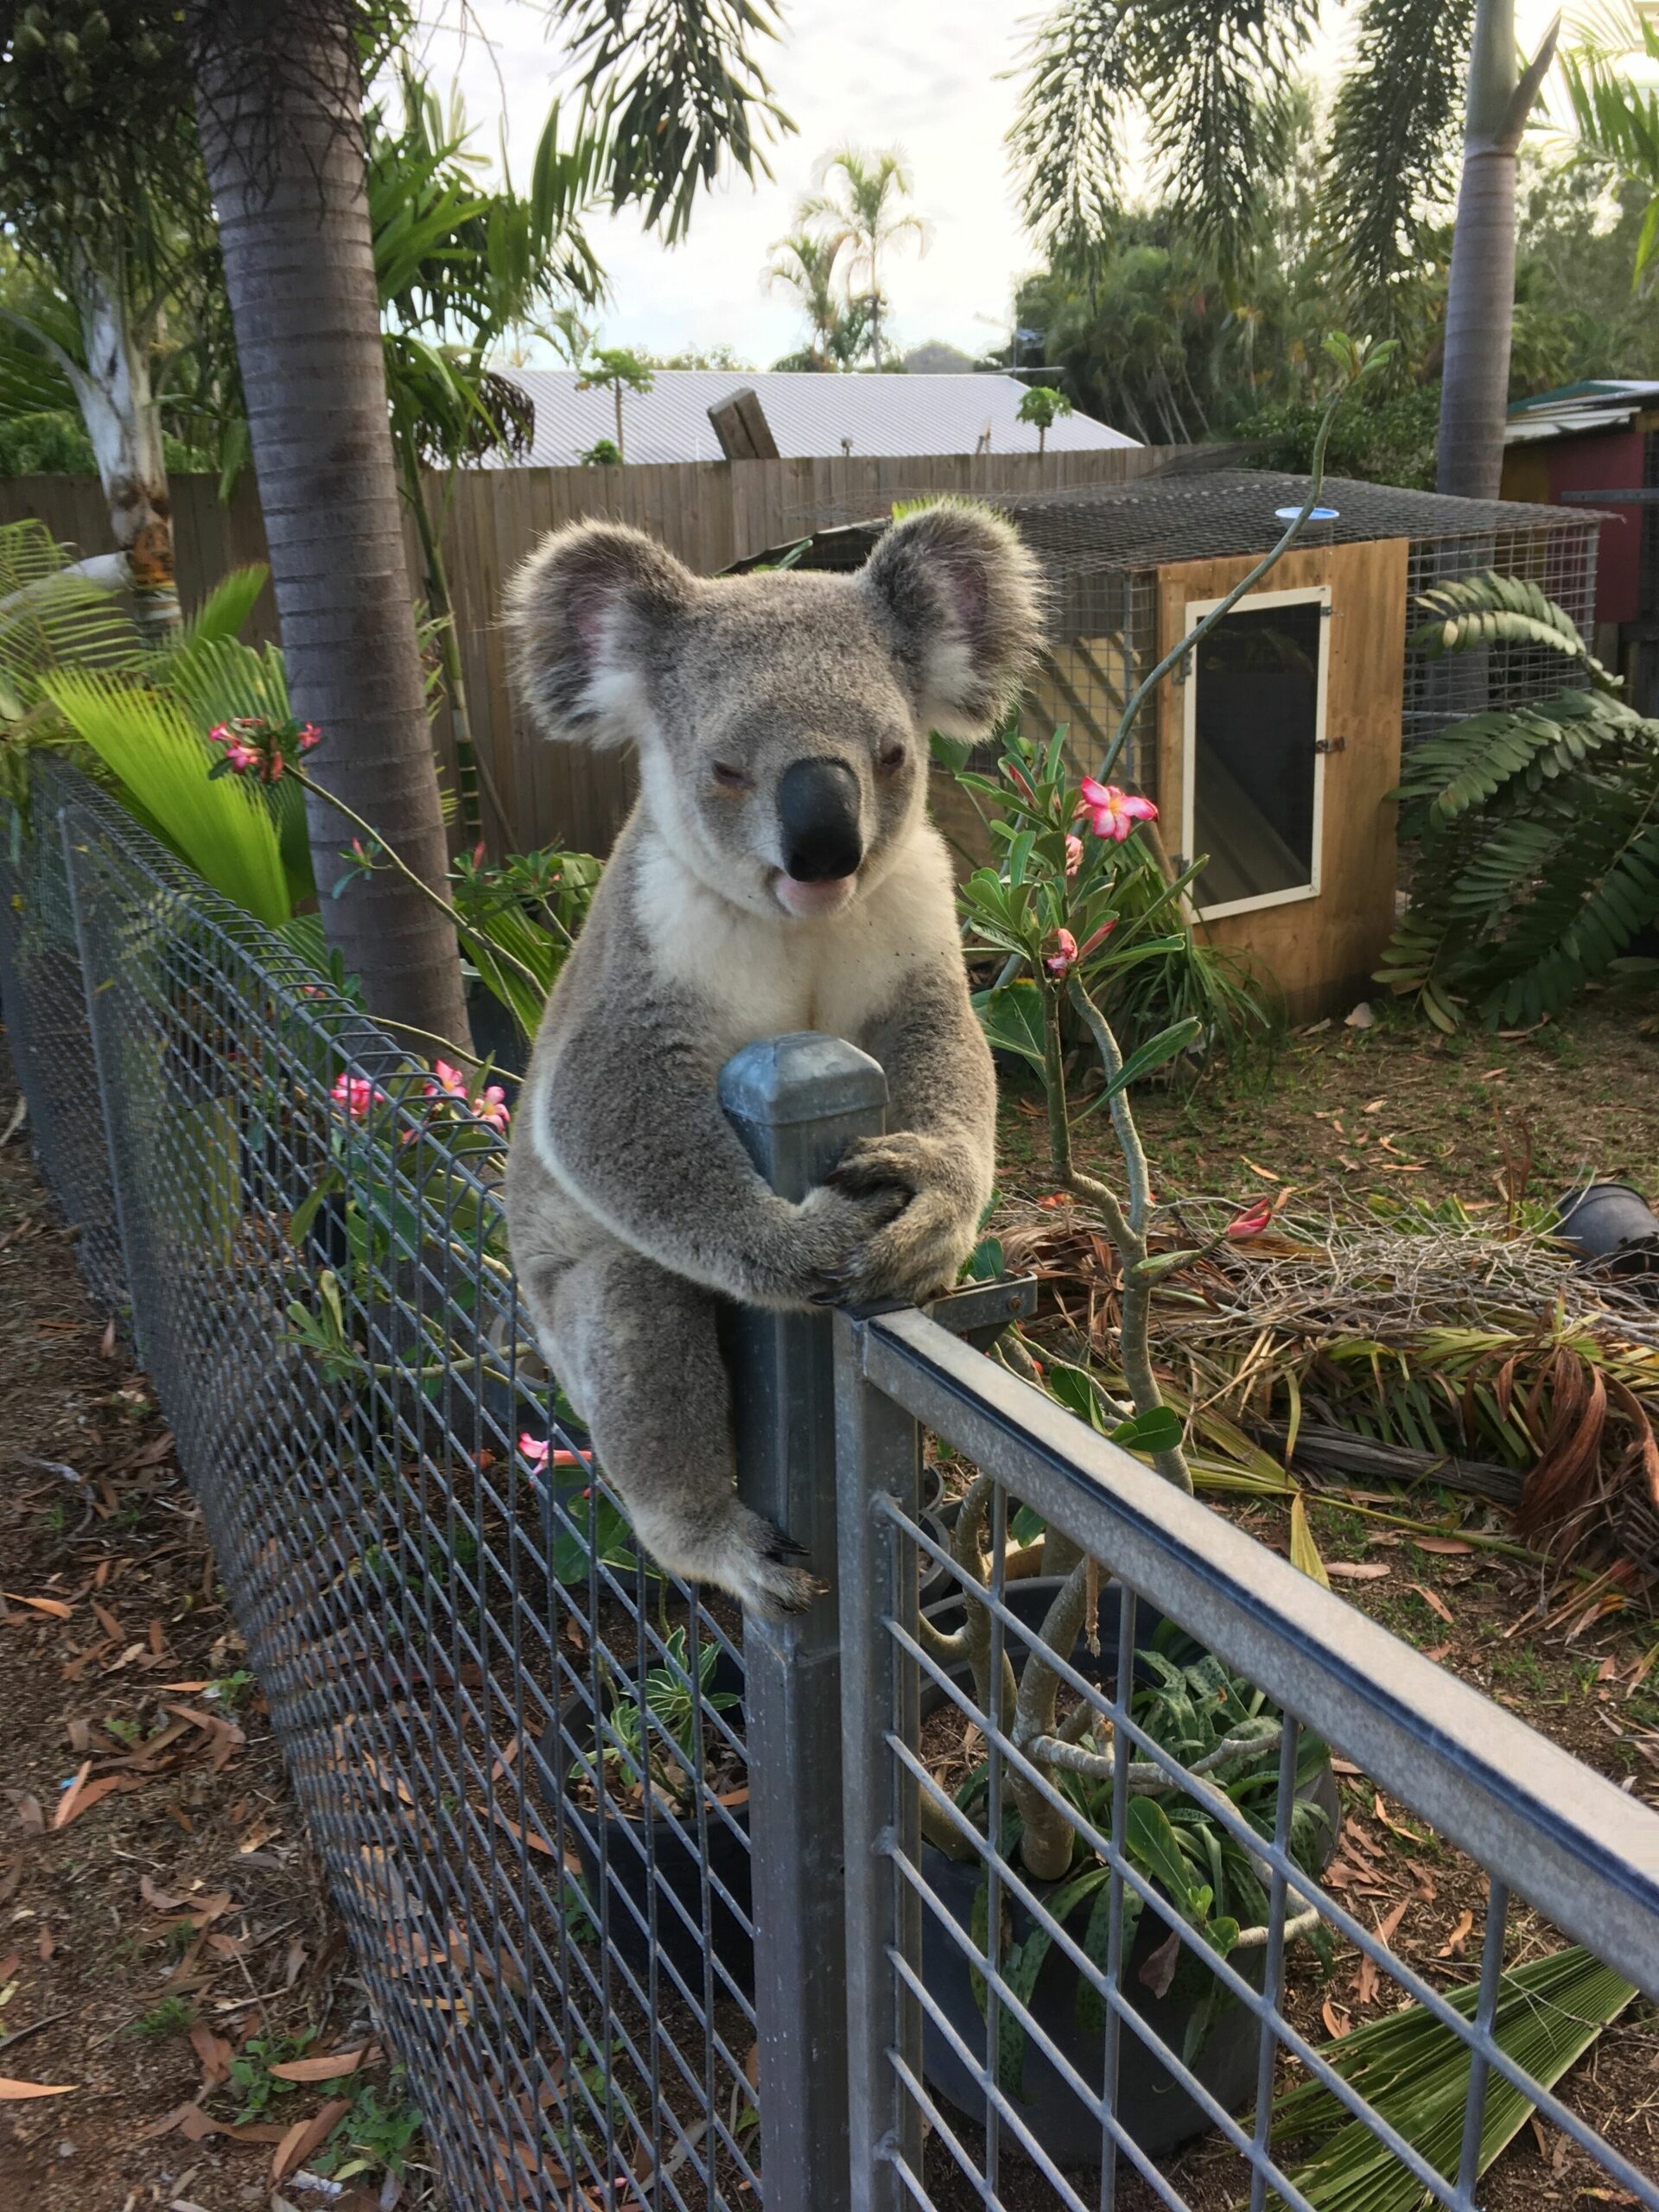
778 757 863 880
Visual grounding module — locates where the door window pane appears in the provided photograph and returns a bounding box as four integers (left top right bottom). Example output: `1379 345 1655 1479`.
1190 598 1323 912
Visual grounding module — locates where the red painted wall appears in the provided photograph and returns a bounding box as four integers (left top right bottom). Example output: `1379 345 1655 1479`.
1546 428 1643 625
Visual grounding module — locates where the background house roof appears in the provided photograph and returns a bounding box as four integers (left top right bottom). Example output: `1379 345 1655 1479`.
489 368 1137 467
1505 379 1659 444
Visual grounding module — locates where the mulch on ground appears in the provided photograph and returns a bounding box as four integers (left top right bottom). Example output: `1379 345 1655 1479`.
0 1052 434 2212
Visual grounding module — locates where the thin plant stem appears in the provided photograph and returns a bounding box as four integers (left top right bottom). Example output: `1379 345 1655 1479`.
291 763 546 1000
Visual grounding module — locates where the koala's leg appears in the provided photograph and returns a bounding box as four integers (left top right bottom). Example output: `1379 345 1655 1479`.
526 1241 819 1619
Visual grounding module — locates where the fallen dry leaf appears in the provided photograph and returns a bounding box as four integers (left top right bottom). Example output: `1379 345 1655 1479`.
0 2076 76 2098
267 2044 376 2083
1408 1584 1455 1626
189 2021 234 2086
51 1770 136 1829
14 1796 44 1834
1326 1561 1392 1582
4 1592 73 1619
1438 1909 1475 1959
1413 1536 1475 1556
272 2095 352 2183
1320 1999 1351 2038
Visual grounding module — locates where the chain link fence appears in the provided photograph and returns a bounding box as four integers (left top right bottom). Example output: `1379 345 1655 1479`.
2 768 1657 2212
3 767 761 2209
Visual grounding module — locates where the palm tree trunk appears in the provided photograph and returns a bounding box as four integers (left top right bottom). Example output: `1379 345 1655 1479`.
188 2 472 1050
1437 0 1559 499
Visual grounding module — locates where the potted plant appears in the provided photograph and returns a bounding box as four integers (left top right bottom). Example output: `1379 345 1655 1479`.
916 1524 1338 2162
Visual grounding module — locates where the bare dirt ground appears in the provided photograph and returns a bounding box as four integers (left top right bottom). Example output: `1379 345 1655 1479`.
0 1051 435 2212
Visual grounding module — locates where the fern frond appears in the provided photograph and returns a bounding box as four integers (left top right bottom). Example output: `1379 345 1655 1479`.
1408 569 1618 688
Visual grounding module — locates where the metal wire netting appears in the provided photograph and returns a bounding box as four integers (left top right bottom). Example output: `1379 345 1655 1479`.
0 769 761 2212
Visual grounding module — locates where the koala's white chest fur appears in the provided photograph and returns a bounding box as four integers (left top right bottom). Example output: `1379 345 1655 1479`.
634 824 957 1056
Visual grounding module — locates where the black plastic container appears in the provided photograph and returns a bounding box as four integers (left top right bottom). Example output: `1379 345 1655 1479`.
917 1579 1339 2166
1555 1181 1659 1278
540 1649 753 1992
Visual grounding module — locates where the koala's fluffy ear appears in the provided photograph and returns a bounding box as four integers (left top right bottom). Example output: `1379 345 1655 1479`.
506 521 697 748
859 503 1045 741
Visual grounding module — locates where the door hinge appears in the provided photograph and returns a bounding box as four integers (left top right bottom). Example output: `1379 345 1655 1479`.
1314 735 1346 754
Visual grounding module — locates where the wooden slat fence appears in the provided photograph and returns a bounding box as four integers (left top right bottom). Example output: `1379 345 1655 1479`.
1 446 1173 857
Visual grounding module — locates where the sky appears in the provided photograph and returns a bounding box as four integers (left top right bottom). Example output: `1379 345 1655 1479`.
405 0 1576 373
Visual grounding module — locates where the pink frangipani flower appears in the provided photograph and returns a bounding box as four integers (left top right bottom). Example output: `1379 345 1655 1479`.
475 1084 511 1133
518 1433 593 1473
1045 928 1079 977
1226 1198 1274 1241
1065 834 1084 879
427 1060 469 1102
330 1071 385 1118
1076 778 1158 843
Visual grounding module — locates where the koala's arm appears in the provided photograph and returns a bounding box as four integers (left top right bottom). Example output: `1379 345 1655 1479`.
528 993 903 1309
823 962 999 1303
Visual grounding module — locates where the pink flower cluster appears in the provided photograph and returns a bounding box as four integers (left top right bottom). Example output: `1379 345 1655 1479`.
330 1071 386 1118
518 1433 594 1486
207 715 321 785
1076 778 1157 843
426 1059 510 1134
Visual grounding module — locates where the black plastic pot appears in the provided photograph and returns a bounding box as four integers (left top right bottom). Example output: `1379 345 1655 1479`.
1556 1181 1659 1278
539 1653 753 1993
918 1579 1339 2166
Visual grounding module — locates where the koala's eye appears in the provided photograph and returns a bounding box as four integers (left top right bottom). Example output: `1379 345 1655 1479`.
876 741 906 772
711 762 752 791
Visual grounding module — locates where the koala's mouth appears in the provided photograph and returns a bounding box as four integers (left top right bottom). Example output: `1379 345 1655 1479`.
772 869 857 918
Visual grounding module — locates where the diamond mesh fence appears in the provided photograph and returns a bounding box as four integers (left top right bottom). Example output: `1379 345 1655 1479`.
0 768 760 2211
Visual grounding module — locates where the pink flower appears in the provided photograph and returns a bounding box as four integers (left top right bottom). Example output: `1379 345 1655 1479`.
1045 927 1079 977
1065 834 1084 878
1077 918 1117 960
1005 761 1038 805
427 1060 468 1102
1226 1198 1274 1241
519 1433 593 1473
330 1071 385 1118
1077 779 1158 843
296 723 321 753
475 1084 511 1133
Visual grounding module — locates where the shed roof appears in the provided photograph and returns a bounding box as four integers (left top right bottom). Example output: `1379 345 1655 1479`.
488 367 1137 467
731 468 1596 575
1505 379 1659 445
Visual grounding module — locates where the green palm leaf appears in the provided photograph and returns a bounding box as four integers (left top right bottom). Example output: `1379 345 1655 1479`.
41 670 292 929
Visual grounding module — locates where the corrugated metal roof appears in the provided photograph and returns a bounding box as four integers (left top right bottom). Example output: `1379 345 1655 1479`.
486 368 1138 467
1504 378 1659 444
732 469 1595 576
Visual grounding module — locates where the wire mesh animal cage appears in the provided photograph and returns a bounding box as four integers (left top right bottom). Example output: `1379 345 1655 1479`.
741 466 1602 1017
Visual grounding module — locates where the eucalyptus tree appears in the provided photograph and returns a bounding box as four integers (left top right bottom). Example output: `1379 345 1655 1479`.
1010 0 1560 499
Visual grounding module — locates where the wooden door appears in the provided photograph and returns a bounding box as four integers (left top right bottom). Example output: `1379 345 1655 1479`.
1154 537 1408 1020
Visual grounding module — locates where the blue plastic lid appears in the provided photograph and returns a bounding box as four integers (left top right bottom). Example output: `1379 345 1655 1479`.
1275 505 1339 522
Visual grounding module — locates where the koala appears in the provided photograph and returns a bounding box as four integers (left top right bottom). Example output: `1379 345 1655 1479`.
503 502 1044 1617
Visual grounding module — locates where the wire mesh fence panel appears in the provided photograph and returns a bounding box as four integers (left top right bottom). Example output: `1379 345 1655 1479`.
2 771 762 2212
836 1306 1659 2212
0 797 124 1306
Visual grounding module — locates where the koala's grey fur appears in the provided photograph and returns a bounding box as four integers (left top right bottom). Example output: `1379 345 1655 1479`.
503 503 1044 1616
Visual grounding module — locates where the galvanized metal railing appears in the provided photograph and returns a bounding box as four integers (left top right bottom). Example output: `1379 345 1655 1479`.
2 770 1656 2212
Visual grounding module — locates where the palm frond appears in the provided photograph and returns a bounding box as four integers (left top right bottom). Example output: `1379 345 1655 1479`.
1007 0 1135 251
0 520 141 716
41 670 292 929
174 566 270 655
1270 1945 1632 2212
1136 0 1320 276
1323 0 1475 311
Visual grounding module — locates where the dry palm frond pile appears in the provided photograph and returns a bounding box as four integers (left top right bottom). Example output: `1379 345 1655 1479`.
996 1188 1659 1578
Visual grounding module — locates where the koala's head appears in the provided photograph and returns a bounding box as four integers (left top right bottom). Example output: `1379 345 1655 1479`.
505 502 1044 921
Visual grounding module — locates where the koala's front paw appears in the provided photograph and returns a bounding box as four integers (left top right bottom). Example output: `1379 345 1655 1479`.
817 1134 980 1306
783 1180 912 1306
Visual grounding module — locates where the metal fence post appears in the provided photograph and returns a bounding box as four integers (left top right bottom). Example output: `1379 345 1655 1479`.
834 1310 924 2212
720 1031 889 2212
